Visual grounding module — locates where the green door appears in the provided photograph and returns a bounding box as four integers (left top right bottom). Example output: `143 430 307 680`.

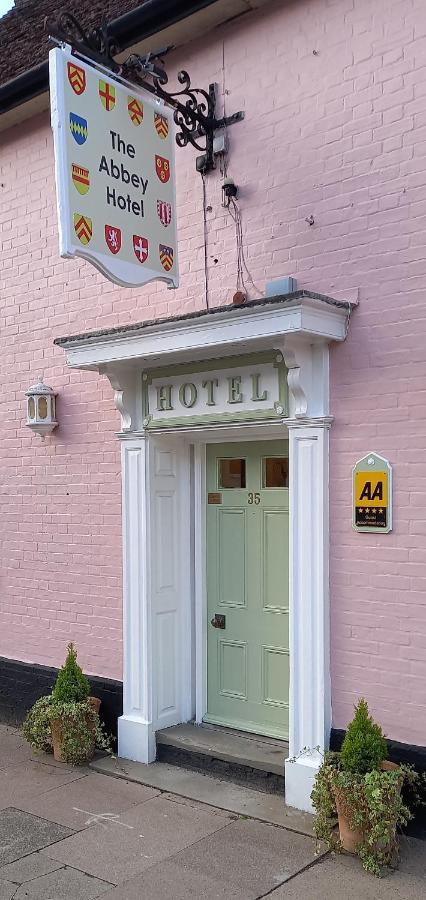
205 440 289 739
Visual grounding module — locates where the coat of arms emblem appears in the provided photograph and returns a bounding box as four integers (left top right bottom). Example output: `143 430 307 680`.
73 214 92 245
157 200 172 227
105 225 122 255
128 97 143 125
154 113 169 139
69 112 88 145
159 244 174 271
155 155 170 183
99 80 116 111
67 62 86 95
71 164 90 195
133 235 149 264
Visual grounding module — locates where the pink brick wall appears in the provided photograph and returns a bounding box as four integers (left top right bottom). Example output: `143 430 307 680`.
1 0 426 744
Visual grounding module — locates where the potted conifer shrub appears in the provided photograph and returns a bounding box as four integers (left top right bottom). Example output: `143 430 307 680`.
23 643 110 765
311 699 419 876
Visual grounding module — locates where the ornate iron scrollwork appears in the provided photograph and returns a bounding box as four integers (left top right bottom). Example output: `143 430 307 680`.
49 11 120 71
122 57 219 168
48 12 244 173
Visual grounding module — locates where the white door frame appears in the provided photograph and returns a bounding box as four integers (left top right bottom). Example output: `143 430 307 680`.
57 293 351 812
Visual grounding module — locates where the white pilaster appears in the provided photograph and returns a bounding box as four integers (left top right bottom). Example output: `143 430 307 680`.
118 436 156 763
285 420 331 812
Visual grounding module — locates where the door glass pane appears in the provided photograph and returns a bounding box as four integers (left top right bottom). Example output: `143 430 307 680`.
218 458 246 489
263 457 288 488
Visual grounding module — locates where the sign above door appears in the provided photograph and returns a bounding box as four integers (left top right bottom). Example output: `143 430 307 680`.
49 47 178 289
142 351 288 429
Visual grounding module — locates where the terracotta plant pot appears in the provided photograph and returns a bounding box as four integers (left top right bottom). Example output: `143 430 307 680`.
334 760 400 854
51 696 101 763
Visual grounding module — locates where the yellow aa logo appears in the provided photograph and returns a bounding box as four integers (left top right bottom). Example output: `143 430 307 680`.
355 472 388 508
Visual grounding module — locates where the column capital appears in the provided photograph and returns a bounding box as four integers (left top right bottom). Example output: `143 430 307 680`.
285 416 334 430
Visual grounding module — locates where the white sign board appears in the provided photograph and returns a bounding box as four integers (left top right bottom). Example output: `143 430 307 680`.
142 352 288 429
49 47 178 288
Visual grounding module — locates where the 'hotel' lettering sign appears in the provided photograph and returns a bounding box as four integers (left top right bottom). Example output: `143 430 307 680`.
142 352 288 429
49 47 178 288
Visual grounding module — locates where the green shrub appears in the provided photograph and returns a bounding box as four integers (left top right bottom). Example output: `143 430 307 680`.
52 643 90 704
311 752 419 876
340 698 388 775
22 695 53 753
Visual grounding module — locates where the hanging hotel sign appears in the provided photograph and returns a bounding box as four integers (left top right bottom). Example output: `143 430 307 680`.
49 47 178 288
352 453 392 533
141 352 288 429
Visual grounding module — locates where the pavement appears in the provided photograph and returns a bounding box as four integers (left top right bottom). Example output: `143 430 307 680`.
0 724 423 899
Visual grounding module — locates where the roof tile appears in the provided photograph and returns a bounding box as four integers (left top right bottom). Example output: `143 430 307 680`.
0 0 144 86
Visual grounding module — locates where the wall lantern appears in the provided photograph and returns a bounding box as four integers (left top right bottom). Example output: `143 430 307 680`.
25 377 58 438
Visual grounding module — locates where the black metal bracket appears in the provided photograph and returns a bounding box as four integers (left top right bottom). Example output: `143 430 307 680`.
48 11 244 174
49 12 121 73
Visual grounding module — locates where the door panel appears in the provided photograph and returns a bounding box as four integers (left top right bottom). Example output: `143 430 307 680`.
205 440 289 739
218 509 247 608
262 509 289 613
219 640 248 699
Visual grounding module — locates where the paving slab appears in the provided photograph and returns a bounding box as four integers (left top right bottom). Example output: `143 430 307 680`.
127 817 321 899
0 880 16 900
0 726 34 769
91 756 314 835
15 771 160 830
0 761 85 811
98 859 251 899
0 808 73 867
13 867 112 899
268 836 426 898
42 794 232 884
161 791 236 818
0 851 63 884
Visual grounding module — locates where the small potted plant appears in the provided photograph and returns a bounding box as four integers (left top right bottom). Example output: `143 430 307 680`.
311 698 419 876
23 643 111 765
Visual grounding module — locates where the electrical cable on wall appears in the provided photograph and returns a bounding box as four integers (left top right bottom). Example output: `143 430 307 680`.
226 197 264 300
201 173 210 310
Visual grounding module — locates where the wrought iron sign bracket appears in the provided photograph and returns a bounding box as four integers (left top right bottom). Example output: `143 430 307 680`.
49 11 245 174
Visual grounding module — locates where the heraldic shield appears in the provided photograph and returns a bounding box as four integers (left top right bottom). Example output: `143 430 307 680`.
67 62 86 95
155 155 170 183
71 164 90 195
128 97 143 126
159 244 174 271
74 214 92 245
99 80 116 111
154 112 169 139
157 200 172 227
70 113 88 145
105 225 122 255
133 235 149 263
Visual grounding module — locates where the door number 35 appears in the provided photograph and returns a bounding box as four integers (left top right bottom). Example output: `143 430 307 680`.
247 492 261 505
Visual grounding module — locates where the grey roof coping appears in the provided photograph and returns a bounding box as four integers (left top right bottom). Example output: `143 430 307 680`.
54 290 350 348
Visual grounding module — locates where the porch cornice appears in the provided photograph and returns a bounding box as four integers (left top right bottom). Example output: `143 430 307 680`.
54 291 352 372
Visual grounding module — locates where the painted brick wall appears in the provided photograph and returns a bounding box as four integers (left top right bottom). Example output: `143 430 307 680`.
1 0 426 744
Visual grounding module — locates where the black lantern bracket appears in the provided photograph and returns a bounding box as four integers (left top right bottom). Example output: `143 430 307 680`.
49 11 245 174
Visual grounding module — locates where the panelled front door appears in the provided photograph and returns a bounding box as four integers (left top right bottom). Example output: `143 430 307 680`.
205 440 289 739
